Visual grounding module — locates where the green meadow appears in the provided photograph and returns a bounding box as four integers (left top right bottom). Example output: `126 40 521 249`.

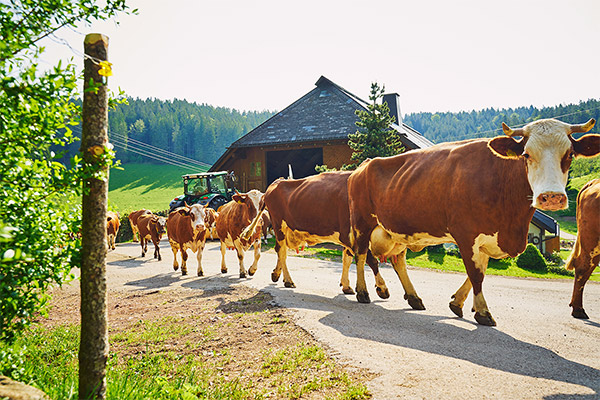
108 163 208 213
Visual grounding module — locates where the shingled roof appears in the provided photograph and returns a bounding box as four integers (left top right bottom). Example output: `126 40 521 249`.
227 76 433 150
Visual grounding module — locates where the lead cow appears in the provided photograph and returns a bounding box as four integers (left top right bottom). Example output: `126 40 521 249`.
243 172 391 300
348 118 600 326
566 178 600 319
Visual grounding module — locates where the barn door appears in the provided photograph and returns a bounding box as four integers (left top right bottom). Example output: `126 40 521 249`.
266 148 323 185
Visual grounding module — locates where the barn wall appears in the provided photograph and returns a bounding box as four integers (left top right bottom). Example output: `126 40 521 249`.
223 140 353 192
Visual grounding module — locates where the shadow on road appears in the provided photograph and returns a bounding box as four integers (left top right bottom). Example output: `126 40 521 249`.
263 285 600 399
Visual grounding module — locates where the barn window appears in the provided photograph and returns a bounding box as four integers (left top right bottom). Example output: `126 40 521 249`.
251 162 262 177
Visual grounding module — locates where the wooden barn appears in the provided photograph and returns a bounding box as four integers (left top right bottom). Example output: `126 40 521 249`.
209 76 433 192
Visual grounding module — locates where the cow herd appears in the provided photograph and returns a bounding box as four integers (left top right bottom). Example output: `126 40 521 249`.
108 118 600 326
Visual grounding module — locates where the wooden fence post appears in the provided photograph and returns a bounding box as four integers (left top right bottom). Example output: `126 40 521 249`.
79 33 110 400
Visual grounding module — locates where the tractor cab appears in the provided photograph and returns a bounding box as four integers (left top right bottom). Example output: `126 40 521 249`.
169 171 237 212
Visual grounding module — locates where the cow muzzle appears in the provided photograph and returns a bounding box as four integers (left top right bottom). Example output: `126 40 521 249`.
536 192 568 211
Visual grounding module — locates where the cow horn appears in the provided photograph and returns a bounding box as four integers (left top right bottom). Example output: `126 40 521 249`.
501 122 526 137
184 201 190 208
569 118 595 135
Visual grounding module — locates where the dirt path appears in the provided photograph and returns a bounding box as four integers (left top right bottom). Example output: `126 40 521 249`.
107 241 600 399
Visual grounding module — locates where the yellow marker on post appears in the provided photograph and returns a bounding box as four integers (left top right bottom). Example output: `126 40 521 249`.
98 61 113 77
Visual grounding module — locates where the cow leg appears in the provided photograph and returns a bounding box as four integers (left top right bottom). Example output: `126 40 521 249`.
234 240 247 278
273 240 295 288
449 277 472 318
140 238 146 257
181 249 188 275
366 250 390 299
130 222 139 242
153 240 161 261
568 251 599 319
248 240 260 276
390 250 424 310
340 250 354 294
170 241 180 271
196 240 206 277
219 241 228 273
354 253 370 303
459 244 495 326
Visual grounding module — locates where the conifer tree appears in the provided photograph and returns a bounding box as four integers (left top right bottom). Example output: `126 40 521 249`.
345 82 404 169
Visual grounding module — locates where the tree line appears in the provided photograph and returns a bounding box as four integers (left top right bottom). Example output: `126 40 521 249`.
404 99 600 143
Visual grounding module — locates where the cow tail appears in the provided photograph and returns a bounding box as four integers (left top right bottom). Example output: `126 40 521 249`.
241 199 267 241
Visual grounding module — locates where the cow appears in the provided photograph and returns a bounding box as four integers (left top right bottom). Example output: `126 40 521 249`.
205 207 219 240
106 211 120 250
215 190 263 278
566 178 600 319
136 213 167 261
348 118 600 326
167 203 211 276
128 209 151 242
242 172 391 300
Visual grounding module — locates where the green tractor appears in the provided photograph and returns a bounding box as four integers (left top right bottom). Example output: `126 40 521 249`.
169 171 237 212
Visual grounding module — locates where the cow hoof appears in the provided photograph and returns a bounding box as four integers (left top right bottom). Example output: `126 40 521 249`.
240 272 246 279
271 272 281 282
376 286 390 299
248 268 256 276
182 270 188 276
158 257 161 261
449 303 463 318
173 265 179 271
474 311 496 326
342 287 355 295
141 253 145 257
356 291 371 304
197 271 203 277
284 281 296 288
405 294 425 310
221 268 227 274
572 308 589 319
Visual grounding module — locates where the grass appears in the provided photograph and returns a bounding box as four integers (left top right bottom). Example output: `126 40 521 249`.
0 289 371 400
108 163 208 213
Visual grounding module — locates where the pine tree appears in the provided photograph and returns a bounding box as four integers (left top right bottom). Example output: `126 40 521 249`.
346 82 404 169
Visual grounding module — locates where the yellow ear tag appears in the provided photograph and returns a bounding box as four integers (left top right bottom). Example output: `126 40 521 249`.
506 150 517 157
98 61 113 77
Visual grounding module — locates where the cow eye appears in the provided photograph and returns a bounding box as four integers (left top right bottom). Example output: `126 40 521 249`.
522 152 530 159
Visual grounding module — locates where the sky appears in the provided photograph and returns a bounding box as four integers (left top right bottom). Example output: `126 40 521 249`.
40 0 600 115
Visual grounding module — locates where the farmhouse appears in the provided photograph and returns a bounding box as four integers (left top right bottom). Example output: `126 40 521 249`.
209 75 433 191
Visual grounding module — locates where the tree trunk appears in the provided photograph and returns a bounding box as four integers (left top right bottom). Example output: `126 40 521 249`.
79 33 110 400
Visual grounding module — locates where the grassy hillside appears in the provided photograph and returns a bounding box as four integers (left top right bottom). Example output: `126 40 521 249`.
108 163 208 213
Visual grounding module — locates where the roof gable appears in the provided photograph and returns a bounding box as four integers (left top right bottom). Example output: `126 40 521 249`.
230 76 367 148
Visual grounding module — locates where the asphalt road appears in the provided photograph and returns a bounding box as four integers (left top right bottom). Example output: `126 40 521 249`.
107 240 600 400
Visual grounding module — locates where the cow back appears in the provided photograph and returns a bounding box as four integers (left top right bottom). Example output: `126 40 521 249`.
129 209 151 225
349 139 535 256
265 171 353 247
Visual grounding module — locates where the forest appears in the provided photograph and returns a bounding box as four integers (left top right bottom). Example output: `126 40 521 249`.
59 97 600 167
403 98 600 143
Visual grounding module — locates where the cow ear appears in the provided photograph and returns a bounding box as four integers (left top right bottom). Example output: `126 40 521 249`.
107 216 112 222
571 134 600 158
177 208 189 216
488 136 525 159
233 193 246 204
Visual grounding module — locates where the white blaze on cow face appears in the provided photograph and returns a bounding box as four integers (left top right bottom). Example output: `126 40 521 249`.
188 204 207 233
521 119 572 211
493 118 596 211
245 189 263 216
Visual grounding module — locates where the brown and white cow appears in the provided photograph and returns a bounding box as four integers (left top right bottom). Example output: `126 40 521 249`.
128 209 151 242
215 190 263 278
566 178 600 319
167 203 211 276
106 211 120 250
205 207 219 240
243 172 391 301
348 118 600 326
136 213 167 261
